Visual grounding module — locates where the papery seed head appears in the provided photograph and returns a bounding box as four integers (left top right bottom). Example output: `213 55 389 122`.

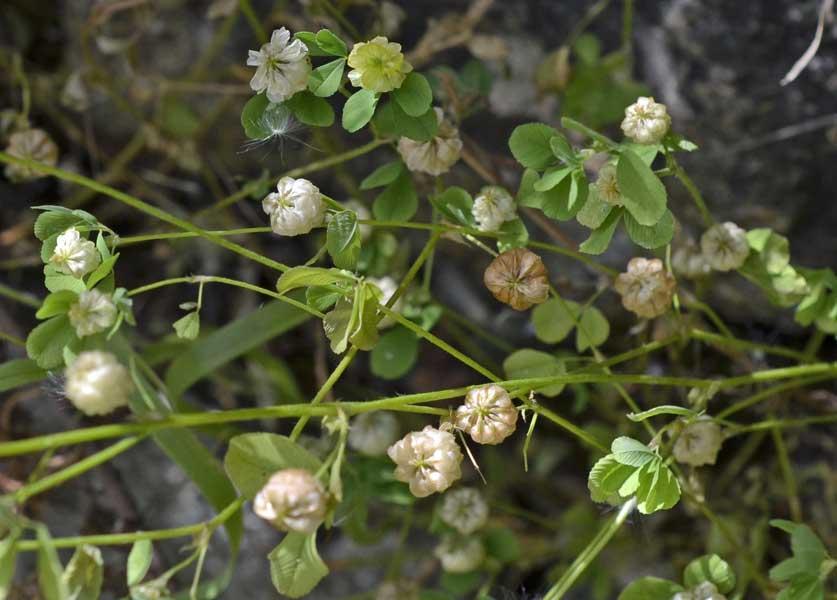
253 468 327 533
483 248 549 311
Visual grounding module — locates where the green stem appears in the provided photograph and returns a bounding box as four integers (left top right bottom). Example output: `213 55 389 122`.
0 282 40 309
770 425 802 522
238 0 267 43
671 161 713 226
119 227 272 245
716 374 832 419
690 329 807 363
561 117 620 150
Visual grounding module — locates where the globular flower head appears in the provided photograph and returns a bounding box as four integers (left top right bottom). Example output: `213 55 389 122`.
621 96 671 144
614 257 676 319
455 384 518 445
594 164 623 207
483 248 549 311
64 351 132 416
700 222 749 272
472 185 516 232
262 176 324 236
439 487 489 535
253 468 327 534
50 228 100 278
68 289 117 338
397 108 462 176
247 27 311 103
434 535 485 573
368 275 404 329
387 425 463 497
4 128 59 182
347 36 412 93
673 417 723 467
673 239 711 279
348 411 400 456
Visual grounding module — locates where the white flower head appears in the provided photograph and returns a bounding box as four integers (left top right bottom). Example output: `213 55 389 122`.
594 163 623 207
367 275 404 329
434 535 485 573
673 239 711 279
68 289 117 338
387 425 463 497
348 411 400 456
262 176 324 236
253 468 327 534
700 222 749 272
472 186 516 232
4 128 59 182
614 257 676 319
455 384 518 445
247 27 311 103
64 351 132 416
347 36 412 93
673 417 723 467
439 487 489 535
397 108 463 176
50 228 100 278
621 96 671 144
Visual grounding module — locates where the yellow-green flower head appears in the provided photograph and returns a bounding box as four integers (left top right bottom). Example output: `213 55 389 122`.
347 36 413 93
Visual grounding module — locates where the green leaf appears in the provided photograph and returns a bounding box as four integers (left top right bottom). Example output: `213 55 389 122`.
776 574 824 600
430 186 474 226
616 148 667 226
127 540 153 586
0 531 19 598
314 29 347 56
627 405 696 422
575 304 609 352
342 89 379 132
392 72 433 117
441 571 482 595
293 32 330 56
621 142 660 166
623 209 675 249
579 208 622 255
240 93 271 139
483 528 521 563
634 458 681 514
276 267 356 294
62 544 103 600
496 218 529 253
224 433 321 499
308 58 345 97
306 285 346 312
323 297 355 354
360 161 404 190
36 290 78 320
683 554 736 594
348 284 380 351
576 187 613 229
610 437 656 467
373 101 438 141
172 311 200 340
516 168 545 208
44 265 87 294
370 326 419 379
268 532 329 598
534 166 572 192
327 210 361 270
618 577 685 600
34 211 84 241
0 359 47 392
503 348 566 397
285 91 335 127
37 526 69 600
508 123 559 171
550 134 576 165
531 298 579 344
588 455 636 504
86 254 119 290
26 315 77 370
373 170 417 222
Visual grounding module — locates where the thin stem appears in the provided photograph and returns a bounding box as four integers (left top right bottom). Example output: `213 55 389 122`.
671 160 713 226
561 117 620 150
0 282 40 309
119 227 272 245
770 426 802 522
726 413 837 435
716 374 831 419
238 0 267 43
690 329 808 363
0 332 26 347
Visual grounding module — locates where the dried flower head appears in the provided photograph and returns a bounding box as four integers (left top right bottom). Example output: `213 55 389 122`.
50 228 100 278
4 128 58 182
439 487 489 534
397 108 462 176
348 411 399 456
367 275 404 328
673 418 723 467
455 384 518 445
472 185 516 232
594 164 623 207
253 468 327 534
700 222 749 272
262 176 324 236
347 36 412 93
434 535 485 573
64 351 132 416
483 248 549 311
247 28 311 103
621 97 671 144
68 289 117 338
673 239 711 279
614 257 676 319
387 425 463 497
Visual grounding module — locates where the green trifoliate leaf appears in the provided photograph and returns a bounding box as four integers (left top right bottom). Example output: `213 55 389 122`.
172 311 200 340
326 210 361 270
579 208 622 255
576 187 613 229
616 148 667 226
623 209 675 249
360 161 404 190
342 89 379 132
372 170 417 222
430 186 474 227
269 532 329 598
370 326 419 380
634 458 681 514
62 544 103 600
392 72 433 117
503 348 566 397
276 267 356 294
373 101 438 141
588 454 636 504
285 91 335 127
549 133 577 165
575 304 609 352
531 298 580 344
509 123 560 171
683 554 737 594
610 436 656 467
308 58 345 97
314 29 347 56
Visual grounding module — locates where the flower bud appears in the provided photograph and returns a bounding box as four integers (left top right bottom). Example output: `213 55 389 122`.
348 411 399 456
247 28 311 103
367 275 404 329
621 97 671 144
397 108 462 176
594 164 623 207
4 128 59 182
439 487 489 534
68 289 118 338
483 248 549 311
387 425 463 497
347 36 412 93
673 417 723 467
254 468 327 534
472 185 516 232
700 222 749 272
455 384 517 445
434 535 485 573
64 351 132 416
614 257 676 319
262 176 325 236
50 228 100 278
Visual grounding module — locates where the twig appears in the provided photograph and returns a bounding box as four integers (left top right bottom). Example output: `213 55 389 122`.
780 0 834 85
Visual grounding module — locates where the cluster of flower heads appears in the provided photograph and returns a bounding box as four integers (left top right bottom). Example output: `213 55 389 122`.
673 222 750 279
434 487 490 573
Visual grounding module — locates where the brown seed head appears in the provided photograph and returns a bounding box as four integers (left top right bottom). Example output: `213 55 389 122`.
483 248 549 311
